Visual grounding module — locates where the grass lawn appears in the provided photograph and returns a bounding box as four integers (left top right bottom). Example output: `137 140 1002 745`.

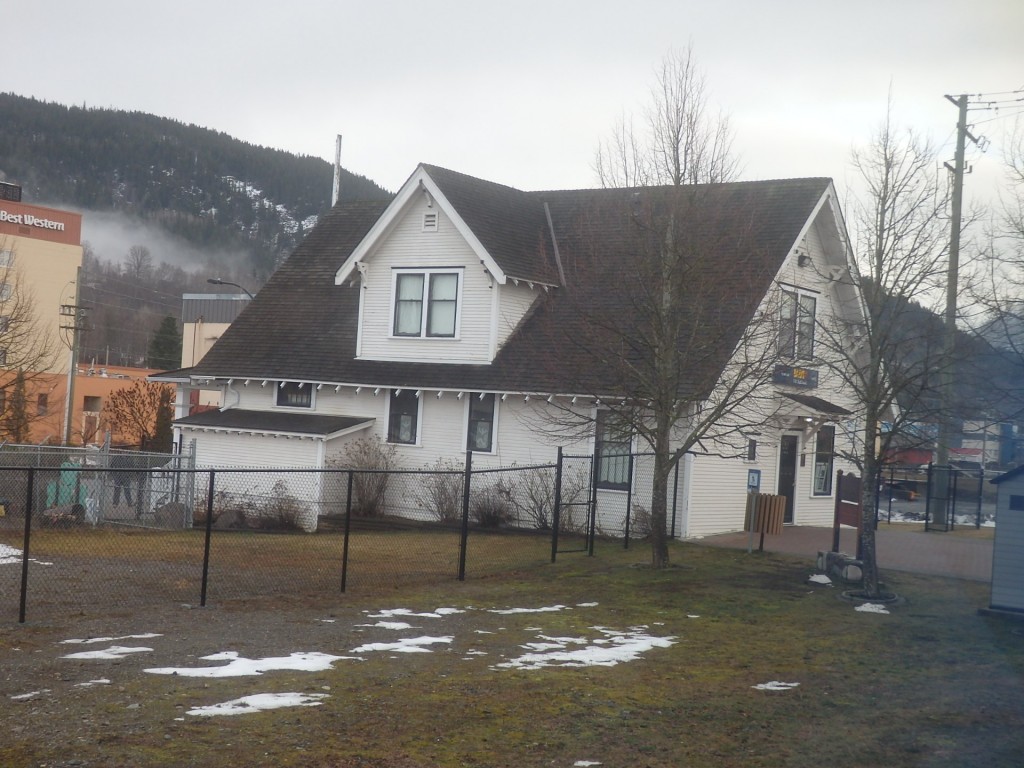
1 535 1021 767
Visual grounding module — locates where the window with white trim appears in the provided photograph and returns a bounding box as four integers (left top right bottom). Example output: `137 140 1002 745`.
813 425 835 496
595 410 631 490
392 269 461 338
780 288 816 360
276 382 313 408
0 250 12 267
467 393 496 452
388 389 419 444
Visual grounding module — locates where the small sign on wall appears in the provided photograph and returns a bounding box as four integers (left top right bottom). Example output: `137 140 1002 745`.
747 469 762 493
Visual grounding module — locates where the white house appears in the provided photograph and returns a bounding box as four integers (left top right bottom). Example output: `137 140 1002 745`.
157 164 864 537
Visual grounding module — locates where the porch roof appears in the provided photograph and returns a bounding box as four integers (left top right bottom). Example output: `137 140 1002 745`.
174 409 374 440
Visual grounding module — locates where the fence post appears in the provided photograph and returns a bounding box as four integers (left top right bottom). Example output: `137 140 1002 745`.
458 450 473 581
588 457 598 557
18 467 35 624
551 447 563 563
976 465 984 529
623 452 635 549
200 470 215 607
340 470 354 592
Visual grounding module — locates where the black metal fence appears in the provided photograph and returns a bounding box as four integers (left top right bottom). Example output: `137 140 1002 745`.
876 463 991 530
1 447 688 623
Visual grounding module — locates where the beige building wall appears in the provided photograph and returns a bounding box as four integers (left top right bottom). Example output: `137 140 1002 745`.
0 199 83 375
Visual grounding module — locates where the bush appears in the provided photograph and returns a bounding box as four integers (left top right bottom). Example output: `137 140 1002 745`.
418 458 465 523
628 502 653 538
334 437 399 517
471 480 515 528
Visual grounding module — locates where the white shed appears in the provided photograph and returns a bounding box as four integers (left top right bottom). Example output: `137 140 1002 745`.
988 466 1024 615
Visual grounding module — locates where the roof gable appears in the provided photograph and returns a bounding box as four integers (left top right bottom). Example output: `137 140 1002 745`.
336 164 560 287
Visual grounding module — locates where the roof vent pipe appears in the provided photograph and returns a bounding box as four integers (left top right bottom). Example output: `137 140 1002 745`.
331 134 343 206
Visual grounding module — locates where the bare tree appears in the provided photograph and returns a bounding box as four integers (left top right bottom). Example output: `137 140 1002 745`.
595 47 739 188
816 104 952 597
0 242 64 442
124 245 153 281
104 380 174 449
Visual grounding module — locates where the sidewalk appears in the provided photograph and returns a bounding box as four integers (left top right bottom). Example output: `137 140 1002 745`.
694 524 994 582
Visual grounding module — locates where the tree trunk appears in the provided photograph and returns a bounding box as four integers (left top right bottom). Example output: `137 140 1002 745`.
859 416 882 597
649 435 672 569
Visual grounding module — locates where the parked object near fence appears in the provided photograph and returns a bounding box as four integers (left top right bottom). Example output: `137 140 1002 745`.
745 492 785 552
987 467 1024 616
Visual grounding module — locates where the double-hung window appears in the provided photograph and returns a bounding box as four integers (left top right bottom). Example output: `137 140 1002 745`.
595 410 631 490
388 389 419 444
393 269 461 338
467 393 496 452
780 288 816 360
813 425 835 496
276 382 312 408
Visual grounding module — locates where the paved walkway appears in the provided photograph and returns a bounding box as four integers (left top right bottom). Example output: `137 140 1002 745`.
695 524 994 582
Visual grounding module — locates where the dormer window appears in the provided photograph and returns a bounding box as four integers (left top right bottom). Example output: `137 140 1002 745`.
392 269 462 338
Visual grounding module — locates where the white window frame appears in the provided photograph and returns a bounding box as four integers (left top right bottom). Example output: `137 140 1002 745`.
390 268 463 339
275 381 314 409
779 287 817 361
386 389 422 446
465 392 498 453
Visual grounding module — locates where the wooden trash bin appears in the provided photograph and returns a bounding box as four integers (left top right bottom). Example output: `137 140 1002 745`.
745 492 786 551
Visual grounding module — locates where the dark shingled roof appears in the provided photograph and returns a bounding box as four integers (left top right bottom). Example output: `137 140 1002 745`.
189 167 831 398
782 392 853 416
174 408 372 437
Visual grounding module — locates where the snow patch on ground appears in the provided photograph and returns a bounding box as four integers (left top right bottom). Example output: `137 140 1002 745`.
489 605 569 615
495 627 676 670
187 692 329 717
62 646 154 660
367 608 465 619
75 679 111 688
351 636 453 654
855 602 891 615
808 574 833 586
0 543 52 566
10 689 50 700
752 681 800 691
145 651 353 678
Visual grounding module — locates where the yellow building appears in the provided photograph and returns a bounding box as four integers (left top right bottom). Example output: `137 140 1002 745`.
0 185 84 441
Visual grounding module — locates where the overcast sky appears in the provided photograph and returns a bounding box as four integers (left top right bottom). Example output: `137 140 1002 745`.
8 1 1023 206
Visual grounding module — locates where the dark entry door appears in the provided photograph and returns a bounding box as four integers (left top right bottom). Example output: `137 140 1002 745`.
778 434 798 524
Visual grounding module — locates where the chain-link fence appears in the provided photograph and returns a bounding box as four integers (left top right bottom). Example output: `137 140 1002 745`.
2 447 689 623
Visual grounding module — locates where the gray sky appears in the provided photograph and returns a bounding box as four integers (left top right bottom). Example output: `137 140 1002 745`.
8 1 1023 205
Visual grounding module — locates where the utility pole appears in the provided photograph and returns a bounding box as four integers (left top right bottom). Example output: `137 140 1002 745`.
933 94 980 528
59 266 89 446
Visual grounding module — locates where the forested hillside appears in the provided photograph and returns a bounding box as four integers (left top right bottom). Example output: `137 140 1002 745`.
0 93 390 366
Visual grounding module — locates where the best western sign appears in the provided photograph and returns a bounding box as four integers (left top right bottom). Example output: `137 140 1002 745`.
0 209 66 231
0 200 81 246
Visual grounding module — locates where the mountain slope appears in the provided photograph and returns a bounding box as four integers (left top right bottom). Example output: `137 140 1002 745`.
0 93 389 274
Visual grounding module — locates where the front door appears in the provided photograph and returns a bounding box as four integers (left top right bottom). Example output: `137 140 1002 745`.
778 434 799 524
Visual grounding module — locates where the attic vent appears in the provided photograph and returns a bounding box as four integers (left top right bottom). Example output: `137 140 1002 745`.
422 212 438 232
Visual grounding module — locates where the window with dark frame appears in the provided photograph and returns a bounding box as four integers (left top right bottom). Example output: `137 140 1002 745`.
467 393 496 452
276 382 312 408
746 439 758 461
813 425 836 496
388 389 419 444
595 410 631 490
780 289 816 360
0 388 5 413
393 270 459 338
37 393 48 416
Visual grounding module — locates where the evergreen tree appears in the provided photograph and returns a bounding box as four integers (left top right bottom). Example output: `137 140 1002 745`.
147 316 182 370
151 386 174 452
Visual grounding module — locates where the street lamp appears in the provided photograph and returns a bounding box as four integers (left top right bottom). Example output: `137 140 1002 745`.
206 278 254 300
